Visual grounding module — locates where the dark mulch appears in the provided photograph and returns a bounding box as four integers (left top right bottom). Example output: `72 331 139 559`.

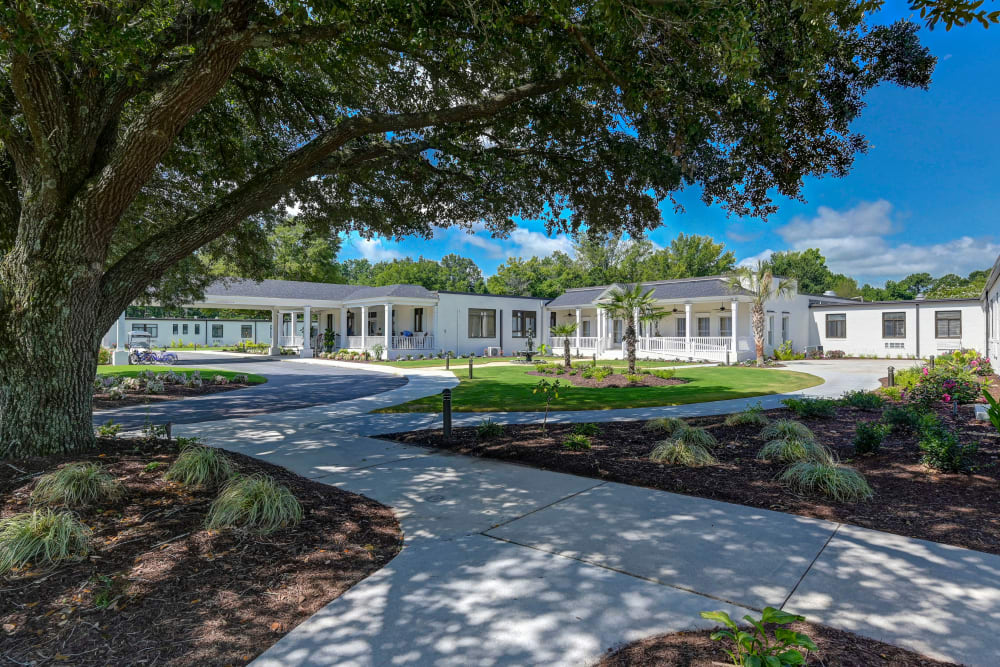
526 370 687 388
384 403 1000 555
93 382 255 410
1 437 402 666
599 622 957 666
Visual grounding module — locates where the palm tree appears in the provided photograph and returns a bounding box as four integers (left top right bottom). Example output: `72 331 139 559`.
726 261 792 367
598 284 665 374
550 322 578 368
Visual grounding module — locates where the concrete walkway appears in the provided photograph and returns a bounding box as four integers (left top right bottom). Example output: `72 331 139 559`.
170 358 999 666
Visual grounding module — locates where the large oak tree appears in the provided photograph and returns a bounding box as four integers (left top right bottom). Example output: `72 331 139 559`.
1 0 936 456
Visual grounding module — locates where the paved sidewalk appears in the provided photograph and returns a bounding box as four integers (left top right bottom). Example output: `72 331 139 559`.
172 358 998 666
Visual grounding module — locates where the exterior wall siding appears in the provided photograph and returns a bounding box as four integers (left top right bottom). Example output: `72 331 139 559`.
102 319 272 348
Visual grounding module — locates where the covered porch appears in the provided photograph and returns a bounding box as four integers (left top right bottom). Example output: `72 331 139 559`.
336 301 438 358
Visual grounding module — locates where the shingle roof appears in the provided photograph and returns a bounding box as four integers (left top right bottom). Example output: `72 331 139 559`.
203 278 436 302
545 277 749 308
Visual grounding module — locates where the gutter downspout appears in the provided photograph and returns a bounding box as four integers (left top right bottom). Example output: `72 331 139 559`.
915 302 920 359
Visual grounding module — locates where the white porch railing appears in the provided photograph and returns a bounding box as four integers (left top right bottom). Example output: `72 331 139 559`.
345 336 365 349
279 335 303 348
393 335 435 350
549 336 599 350
638 336 744 362
639 336 688 356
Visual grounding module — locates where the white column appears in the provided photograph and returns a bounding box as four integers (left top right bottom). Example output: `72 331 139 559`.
340 307 348 347
361 305 368 349
428 306 437 349
730 300 740 362
684 302 693 356
384 303 392 358
289 311 297 349
112 311 129 365
269 308 280 355
575 308 581 349
301 306 312 357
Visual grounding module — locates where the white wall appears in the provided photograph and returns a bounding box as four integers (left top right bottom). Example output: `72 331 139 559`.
809 300 984 358
986 280 1000 361
433 293 547 357
102 319 271 348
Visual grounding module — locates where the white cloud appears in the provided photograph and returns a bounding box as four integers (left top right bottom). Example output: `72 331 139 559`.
771 200 1000 283
352 237 404 262
508 228 574 256
737 248 774 268
451 225 573 260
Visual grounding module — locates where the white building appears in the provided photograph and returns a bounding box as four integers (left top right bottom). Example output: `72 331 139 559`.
104 271 995 363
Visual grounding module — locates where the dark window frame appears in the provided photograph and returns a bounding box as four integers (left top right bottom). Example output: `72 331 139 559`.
182 323 188 335
825 313 847 339
133 324 158 338
212 324 224 338
511 310 537 338
935 310 962 339
719 316 733 338
241 325 253 338
882 312 906 339
414 307 424 332
468 308 497 338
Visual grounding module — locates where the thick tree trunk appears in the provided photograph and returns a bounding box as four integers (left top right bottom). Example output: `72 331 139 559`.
0 256 104 458
625 320 637 374
752 305 765 367
563 339 571 368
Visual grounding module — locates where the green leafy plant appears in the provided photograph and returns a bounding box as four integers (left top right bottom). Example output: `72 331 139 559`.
143 461 165 473
983 389 1000 435
840 390 884 411
165 440 234 488
852 421 890 455
31 463 124 508
371 343 386 361
91 574 116 609
724 402 769 427
649 439 717 466
881 404 925 432
757 438 832 464
645 368 676 380
625 373 644 385
700 607 817 667
205 475 303 535
918 422 978 472
532 378 563 434
643 416 686 436
563 434 592 451
475 418 504 440
572 422 600 436
0 510 92 574
781 397 837 419
779 461 873 502
95 419 121 439
760 419 814 442
876 385 904 401
773 340 805 361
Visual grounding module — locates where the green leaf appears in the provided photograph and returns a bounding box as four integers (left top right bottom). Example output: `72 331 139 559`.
701 610 738 631
760 607 804 625
777 649 806 665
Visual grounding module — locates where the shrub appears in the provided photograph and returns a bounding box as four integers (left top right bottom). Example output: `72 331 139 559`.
475 418 504 440
909 366 981 406
645 368 676 380
624 373 644 385
918 424 978 472
212 374 230 385
840 390 884 411
853 421 890 455
121 377 143 392
649 439 717 466
107 386 125 400
702 607 817 667
882 405 925 433
165 441 234 487
145 378 165 394
643 417 686 436
760 419 814 442
674 425 718 450
781 397 837 419
95 419 121 439
205 475 303 535
572 422 600 436
779 461 873 502
894 365 923 389
876 385 904 401
32 463 124 508
826 350 846 359
0 510 92 574
757 438 832 464
723 402 769 427
232 374 249 384
580 365 614 381
563 434 592 451
773 340 805 361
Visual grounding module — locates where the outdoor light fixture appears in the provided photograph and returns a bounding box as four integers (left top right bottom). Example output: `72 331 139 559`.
719 305 727 311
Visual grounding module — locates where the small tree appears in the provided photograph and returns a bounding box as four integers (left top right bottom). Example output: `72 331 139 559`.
726 262 792 367
598 285 665 374
550 322 578 368
532 379 564 435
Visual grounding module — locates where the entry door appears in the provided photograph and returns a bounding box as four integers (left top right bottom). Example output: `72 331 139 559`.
613 319 623 344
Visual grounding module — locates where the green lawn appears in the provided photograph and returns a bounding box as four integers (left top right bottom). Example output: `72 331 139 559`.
368 356 706 369
378 365 822 413
97 366 267 384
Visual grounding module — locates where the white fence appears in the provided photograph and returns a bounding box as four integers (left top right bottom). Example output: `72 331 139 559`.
548 336 599 350
278 335 303 348
393 335 435 350
638 336 739 362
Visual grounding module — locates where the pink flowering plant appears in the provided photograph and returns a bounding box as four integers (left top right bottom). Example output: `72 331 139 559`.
909 365 981 406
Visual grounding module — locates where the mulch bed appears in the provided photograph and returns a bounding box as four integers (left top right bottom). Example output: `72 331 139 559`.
1 437 402 666
93 382 256 410
384 403 1000 555
527 370 687 388
599 622 957 666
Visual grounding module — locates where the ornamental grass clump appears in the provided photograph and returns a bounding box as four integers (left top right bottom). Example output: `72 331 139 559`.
724 403 769 427
757 438 833 464
643 416 686 436
649 439 717 467
779 461 873 502
0 510 92 574
165 440 234 488
674 424 717 450
475 418 504 440
31 463 124 508
760 419 814 442
563 434 592 451
205 475 303 535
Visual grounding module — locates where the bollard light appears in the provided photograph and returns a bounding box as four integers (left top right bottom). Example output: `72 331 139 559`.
442 388 452 442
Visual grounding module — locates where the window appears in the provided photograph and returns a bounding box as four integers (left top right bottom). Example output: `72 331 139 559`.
182 323 188 335
468 308 496 338
581 320 591 337
675 317 686 337
720 316 732 337
826 313 846 338
697 316 710 337
172 323 178 335
326 313 334 331
512 310 536 338
935 310 962 338
550 312 557 328
882 312 906 338
194 323 200 335
212 324 224 338
767 314 774 346
241 325 252 339
414 308 424 332
133 324 158 338
781 314 789 342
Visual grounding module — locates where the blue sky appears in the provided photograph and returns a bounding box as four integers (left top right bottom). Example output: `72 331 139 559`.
340 2 1000 286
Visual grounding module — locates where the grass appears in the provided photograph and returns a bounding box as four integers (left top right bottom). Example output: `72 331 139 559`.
757 438 833 464
378 365 823 413
165 442 235 488
360 356 707 369
760 419 815 442
205 475 303 535
96 366 267 384
32 463 124 508
0 510 92 574
649 439 717 466
778 461 874 502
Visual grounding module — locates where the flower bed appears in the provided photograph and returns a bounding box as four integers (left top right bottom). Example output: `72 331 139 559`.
93 370 259 410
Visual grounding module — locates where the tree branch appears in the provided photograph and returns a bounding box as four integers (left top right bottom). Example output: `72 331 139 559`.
248 23 349 48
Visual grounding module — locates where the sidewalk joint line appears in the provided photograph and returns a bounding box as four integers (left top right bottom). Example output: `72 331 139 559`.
484 481 608 532
780 522 842 610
